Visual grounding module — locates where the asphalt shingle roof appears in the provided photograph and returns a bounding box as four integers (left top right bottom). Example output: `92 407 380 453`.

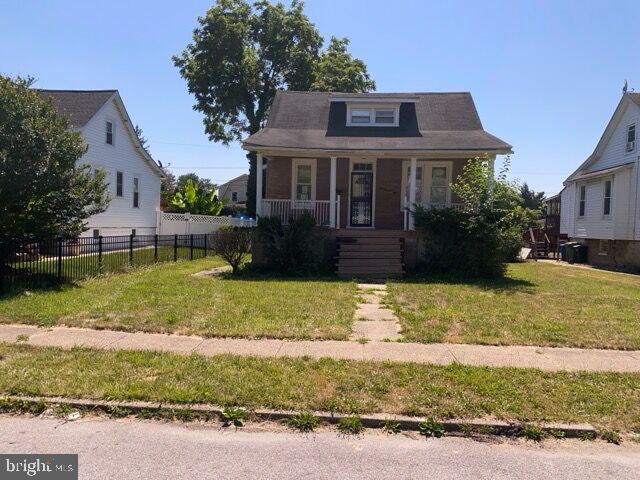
244 91 511 152
35 89 116 127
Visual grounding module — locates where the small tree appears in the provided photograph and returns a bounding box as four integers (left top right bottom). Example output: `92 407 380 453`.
170 179 225 215
0 75 109 245
210 226 252 272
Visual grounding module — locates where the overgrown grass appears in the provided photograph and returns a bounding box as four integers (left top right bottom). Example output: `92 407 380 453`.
388 262 640 350
0 344 638 432
0 258 357 340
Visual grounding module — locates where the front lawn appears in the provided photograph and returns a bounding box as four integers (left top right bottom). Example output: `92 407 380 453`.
388 262 640 350
1 344 638 432
0 258 357 340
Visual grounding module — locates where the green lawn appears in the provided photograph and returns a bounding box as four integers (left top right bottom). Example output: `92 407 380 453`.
0 258 357 340
388 262 640 350
1 344 638 432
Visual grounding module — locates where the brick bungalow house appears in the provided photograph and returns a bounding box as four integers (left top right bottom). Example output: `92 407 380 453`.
243 91 512 277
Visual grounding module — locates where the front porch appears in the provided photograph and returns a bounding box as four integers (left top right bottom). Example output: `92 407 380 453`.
256 155 472 230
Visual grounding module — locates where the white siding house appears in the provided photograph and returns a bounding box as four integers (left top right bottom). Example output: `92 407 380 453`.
38 90 163 236
218 173 248 205
561 92 640 269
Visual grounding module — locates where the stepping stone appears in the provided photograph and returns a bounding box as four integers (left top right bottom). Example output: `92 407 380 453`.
357 283 386 291
355 303 397 321
351 320 401 342
192 266 232 277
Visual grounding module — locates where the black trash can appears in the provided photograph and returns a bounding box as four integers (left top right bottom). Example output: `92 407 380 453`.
574 244 588 264
564 242 578 263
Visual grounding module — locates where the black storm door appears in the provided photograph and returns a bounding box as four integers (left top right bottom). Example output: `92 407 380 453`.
350 163 373 226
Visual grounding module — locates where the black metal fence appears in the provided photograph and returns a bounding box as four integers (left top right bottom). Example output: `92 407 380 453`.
0 234 217 293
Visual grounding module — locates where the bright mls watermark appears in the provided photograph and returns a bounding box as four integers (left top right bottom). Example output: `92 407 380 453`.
1 455 77 479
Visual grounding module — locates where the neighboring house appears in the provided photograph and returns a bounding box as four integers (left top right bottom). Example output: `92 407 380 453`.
560 92 640 270
218 173 248 205
38 89 163 237
243 91 511 276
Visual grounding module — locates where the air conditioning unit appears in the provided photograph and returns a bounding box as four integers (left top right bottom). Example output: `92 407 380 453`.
627 140 635 152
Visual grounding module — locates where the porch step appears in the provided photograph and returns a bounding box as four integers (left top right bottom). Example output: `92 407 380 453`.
335 251 402 259
335 235 404 279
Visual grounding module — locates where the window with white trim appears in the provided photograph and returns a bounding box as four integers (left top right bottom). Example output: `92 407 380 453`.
106 121 114 145
578 185 586 217
116 171 123 197
231 191 238 202
347 105 399 126
430 166 448 205
133 177 140 208
292 160 315 201
603 179 612 216
627 124 636 152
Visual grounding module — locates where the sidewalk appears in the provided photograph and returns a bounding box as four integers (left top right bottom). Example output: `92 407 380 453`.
1 324 639 373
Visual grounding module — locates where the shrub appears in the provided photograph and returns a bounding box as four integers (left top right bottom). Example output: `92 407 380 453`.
257 212 324 275
413 155 538 278
210 226 252 272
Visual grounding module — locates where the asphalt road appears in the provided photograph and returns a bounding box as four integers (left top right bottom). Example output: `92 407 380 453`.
1 415 638 479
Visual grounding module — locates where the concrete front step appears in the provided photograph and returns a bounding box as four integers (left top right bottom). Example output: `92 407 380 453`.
336 251 402 259
338 243 403 252
339 258 403 267
338 237 402 245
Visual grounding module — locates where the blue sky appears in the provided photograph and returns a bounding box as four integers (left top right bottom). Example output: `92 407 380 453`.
1 0 639 195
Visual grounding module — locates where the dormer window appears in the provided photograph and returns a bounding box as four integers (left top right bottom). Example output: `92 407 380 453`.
350 109 371 124
346 105 399 127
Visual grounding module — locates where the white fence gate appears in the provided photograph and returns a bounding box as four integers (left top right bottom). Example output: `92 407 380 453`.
157 212 255 235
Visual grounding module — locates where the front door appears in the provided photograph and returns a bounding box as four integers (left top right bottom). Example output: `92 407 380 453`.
350 163 373 227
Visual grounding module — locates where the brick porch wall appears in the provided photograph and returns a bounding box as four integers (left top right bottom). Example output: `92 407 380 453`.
263 156 473 229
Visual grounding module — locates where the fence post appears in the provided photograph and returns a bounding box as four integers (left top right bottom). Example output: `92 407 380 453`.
190 234 194 260
98 236 103 272
57 237 63 283
154 235 158 262
204 234 208 257
129 234 134 266
174 234 178 261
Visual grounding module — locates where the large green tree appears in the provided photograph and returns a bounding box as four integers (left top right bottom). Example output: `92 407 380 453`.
0 75 109 244
174 0 375 216
519 182 545 211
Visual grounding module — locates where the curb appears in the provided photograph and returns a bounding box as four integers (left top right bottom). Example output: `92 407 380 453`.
0 395 597 439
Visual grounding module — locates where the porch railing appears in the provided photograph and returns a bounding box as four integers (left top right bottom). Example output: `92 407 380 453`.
403 200 465 230
261 197 340 227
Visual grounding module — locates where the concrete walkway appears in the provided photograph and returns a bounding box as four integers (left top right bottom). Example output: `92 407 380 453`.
2 324 640 373
350 283 402 342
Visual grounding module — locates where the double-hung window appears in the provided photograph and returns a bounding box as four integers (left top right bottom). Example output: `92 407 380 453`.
348 106 398 126
578 185 586 217
603 180 612 216
292 159 315 202
133 177 140 208
627 124 636 152
350 109 371 124
106 121 114 145
116 171 123 197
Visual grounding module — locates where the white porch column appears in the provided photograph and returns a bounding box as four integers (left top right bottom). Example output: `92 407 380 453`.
409 157 417 230
255 153 263 217
488 155 496 197
329 156 337 228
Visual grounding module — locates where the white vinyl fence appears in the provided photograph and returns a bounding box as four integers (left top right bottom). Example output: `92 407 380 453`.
157 212 255 235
